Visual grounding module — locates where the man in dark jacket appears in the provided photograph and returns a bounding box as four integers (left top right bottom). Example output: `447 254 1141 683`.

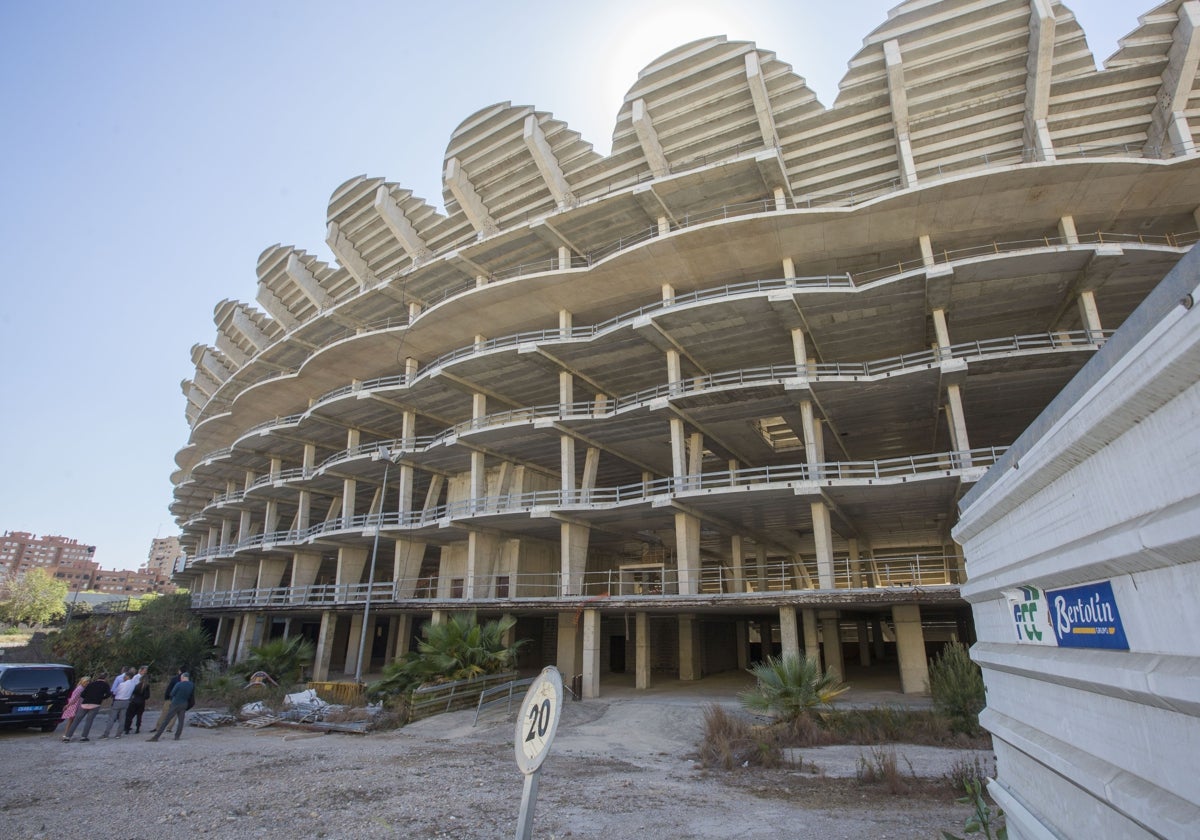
148 671 195 741
124 665 151 734
67 671 111 742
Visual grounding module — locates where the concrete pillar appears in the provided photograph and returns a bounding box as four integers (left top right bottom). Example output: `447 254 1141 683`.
343 613 364 677
872 615 886 661
679 614 701 680
893 604 929 694
336 547 368 591
636 611 651 689
668 416 687 478
782 256 796 280
257 556 288 591
582 609 601 699
811 501 835 588
820 611 844 681
674 512 701 595
1057 214 1080 245
556 612 582 681
225 616 242 665
779 606 800 661
857 620 872 666
313 612 336 681
756 545 768 591
946 383 972 465
802 609 820 667
1078 289 1103 336
393 539 426 597
560 522 590 596
848 539 863 588
730 535 745 593
736 621 749 669
386 614 413 663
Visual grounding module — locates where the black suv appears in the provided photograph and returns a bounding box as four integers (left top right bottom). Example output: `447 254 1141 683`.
0 663 75 732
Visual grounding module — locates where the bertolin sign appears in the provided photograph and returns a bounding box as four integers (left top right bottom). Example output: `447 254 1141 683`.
1004 580 1128 650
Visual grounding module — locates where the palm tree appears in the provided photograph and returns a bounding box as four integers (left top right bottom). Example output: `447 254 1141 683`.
367 613 525 700
739 655 848 722
233 636 315 686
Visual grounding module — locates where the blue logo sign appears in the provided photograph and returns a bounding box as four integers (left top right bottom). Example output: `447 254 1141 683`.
1044 580 1128 650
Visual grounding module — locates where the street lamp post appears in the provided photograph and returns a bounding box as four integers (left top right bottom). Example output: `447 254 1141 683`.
355 448 392 685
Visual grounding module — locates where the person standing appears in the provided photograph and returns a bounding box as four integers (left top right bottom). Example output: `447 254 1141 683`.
147 672 194 741
59 676 90 741
67 671 111 742
100 667 137 739
124 666 150 734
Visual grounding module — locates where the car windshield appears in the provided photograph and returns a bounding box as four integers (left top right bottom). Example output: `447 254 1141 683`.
0 669 70 693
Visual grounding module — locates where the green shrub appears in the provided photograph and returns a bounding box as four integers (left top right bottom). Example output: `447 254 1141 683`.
928 642 986 736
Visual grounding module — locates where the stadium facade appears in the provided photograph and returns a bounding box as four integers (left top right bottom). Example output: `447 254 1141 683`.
171 0 1200 703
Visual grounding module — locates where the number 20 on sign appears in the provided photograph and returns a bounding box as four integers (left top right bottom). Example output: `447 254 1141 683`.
514 667 564 839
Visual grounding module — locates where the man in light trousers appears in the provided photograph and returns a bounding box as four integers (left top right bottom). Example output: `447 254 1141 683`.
101 666 138 739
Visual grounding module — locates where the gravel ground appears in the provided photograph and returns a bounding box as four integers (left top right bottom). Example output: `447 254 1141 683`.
1 699 987 839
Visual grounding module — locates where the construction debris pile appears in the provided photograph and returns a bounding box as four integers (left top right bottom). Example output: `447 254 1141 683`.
189 689 377 734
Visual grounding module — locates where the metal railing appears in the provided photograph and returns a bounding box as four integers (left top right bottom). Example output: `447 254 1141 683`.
473 676 535 726
189 327 1098 487
188 553 963 610
187 444 1004 542
191 135 1193 423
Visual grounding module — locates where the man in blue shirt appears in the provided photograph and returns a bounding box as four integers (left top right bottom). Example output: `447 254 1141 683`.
147 671 195 741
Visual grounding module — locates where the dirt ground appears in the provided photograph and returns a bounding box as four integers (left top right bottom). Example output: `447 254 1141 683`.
0 687 988 840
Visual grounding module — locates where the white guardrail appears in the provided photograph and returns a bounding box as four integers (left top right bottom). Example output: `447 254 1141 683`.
188 554 963 609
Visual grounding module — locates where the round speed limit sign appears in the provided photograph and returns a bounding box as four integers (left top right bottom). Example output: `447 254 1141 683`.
514 666 563 774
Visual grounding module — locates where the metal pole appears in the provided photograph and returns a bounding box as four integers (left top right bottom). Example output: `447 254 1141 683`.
354 451 390 685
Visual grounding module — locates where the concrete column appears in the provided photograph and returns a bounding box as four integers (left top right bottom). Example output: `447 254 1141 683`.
893 604 929 694
1078 290 1103 336
257 557 288 591
674 511 701 595
848 539 863 588
932 307 951 350
802 609 820 667
636 611 651 689
857 620 872 666
736 621 749 669
560 522 590 596
582 609 601 699
811 501 835 588
336 547 368 591
790 328 807 371
387 614 412 663
556 612 582 681
668 417 687 479
343 613 364 677
225 616 242 665
872 615 886 661
756 545 768 592
782 256 796 280
312 612 336 682
730 535 745 593
290 551 321 596
946 384 972 465
1057 214 1079 244
779 605 800 661
393 539 426 598
820 611 844 681
678 614 701 680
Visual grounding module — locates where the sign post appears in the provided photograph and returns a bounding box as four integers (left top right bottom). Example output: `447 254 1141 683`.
514 666 563 840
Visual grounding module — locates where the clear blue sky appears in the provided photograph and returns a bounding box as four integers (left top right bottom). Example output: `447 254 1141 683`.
0 0 1138 570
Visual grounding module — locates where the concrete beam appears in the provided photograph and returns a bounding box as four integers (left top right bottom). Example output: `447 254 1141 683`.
632 99 670 178
884 39 918 188
286 252 333 311
523 115 575 207
1147 1 1200 158
373 186 431 263
255 287 302 331
445 157 498 237
1023 0 1057 162
745 52 778 148
326 220 380 289
229 304 269 352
